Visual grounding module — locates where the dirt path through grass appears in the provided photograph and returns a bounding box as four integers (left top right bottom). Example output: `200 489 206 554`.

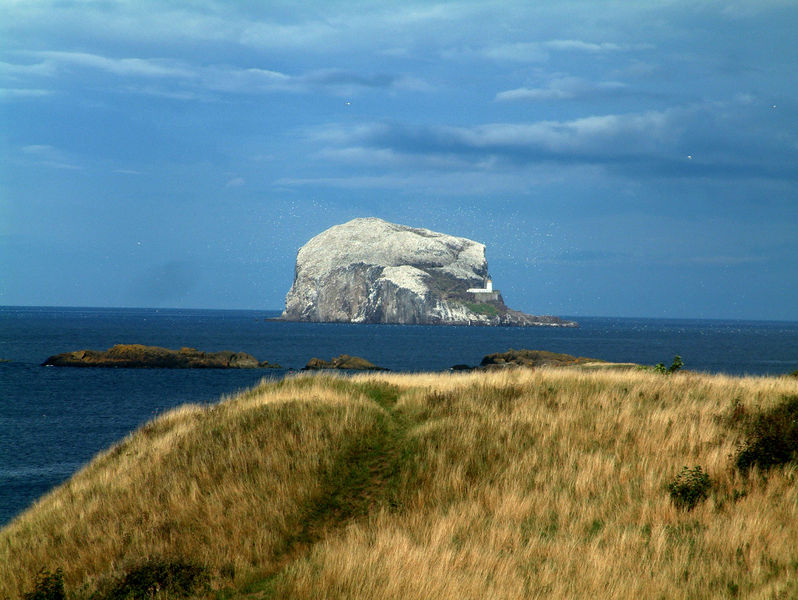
235 380 412 597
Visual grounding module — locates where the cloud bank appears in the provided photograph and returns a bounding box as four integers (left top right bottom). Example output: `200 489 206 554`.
308 98 797 182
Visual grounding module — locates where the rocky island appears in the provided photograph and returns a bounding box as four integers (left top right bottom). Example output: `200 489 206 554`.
280 217 576 327
42 344 280 369
450 349 635 371
302 354 387 371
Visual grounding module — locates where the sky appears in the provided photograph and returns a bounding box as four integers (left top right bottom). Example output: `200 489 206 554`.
1 0 797 320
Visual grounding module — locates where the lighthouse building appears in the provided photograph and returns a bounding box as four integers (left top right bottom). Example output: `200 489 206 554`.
467 276 500 302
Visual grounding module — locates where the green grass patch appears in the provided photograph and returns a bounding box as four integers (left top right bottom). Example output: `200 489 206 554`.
463 302 499 317
251 379 415 598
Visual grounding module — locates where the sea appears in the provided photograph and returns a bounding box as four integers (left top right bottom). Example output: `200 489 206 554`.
1 305 797 526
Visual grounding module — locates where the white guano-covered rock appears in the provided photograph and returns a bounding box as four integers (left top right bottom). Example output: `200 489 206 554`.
280 217 576 327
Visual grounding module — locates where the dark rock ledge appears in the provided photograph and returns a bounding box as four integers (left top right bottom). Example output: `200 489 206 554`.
42 344 280 369
451 349 609 371
302 354 387 371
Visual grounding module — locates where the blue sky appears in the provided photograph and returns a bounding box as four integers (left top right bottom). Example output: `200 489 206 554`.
2 0 797 319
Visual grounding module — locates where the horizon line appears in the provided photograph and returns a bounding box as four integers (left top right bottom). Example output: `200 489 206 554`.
1 304 797 324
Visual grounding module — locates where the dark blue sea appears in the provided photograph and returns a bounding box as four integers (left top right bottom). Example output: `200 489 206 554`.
1 306 797 526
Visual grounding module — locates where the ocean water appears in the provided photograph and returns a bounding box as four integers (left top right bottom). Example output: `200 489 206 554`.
1 306 797 526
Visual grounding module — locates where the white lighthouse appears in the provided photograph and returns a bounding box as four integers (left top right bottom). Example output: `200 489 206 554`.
467 276 499 301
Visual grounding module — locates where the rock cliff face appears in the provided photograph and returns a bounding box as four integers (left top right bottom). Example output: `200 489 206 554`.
281 218 577 327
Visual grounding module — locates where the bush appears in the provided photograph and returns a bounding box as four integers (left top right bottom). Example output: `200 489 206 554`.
668 355 684 373
23 569 65 600
653 356 684 374
97 559 209 600
735 395 798 472
667 466 711 510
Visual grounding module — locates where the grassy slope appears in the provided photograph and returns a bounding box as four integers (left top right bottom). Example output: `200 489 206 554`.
2 369 798 599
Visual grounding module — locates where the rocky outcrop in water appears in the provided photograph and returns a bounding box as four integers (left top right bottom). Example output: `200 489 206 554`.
42 344 281 369
280 217 576 327
479 349 600 368
302 354 386 371
450 349 640 371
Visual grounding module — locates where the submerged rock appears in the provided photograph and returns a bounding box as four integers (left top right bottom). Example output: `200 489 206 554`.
42 344 281 369
302 354 387 371
281 217 577 327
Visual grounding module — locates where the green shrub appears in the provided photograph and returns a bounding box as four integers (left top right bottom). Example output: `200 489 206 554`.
96 559 209 600
735 395 798 472
654 356 684 374
23 569 65 600
668 355 684 373
667 466 711 510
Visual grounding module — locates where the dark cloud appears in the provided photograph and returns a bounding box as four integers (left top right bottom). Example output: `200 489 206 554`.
301 69 395 89
311 98 798 181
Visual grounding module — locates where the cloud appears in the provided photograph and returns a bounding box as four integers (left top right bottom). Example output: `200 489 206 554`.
543 40 630 52
316 146 474 170
0 60 56 97
307 98 798 181
2 1 474 55
11 51 420 98
719 0 798 17
273 169 560 195
0 87 52 99
238 5 463 49
0 59 55 77
34 51 195 78
495 77 627 102
225 177 245 187
311 112 675 162
237 20 339 49
21 144 82 170
496 87 572 102
480 42 549 62
475 39 649 62
122 86 205 101
275 175 413 190
303 69 393 88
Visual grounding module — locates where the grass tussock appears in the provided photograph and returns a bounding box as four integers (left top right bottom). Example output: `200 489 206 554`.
2 368 798 599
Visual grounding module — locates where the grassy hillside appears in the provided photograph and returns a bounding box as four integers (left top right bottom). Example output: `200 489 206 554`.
2 368 797 599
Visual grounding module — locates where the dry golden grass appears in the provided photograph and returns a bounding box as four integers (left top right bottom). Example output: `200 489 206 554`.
2 368 797 599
